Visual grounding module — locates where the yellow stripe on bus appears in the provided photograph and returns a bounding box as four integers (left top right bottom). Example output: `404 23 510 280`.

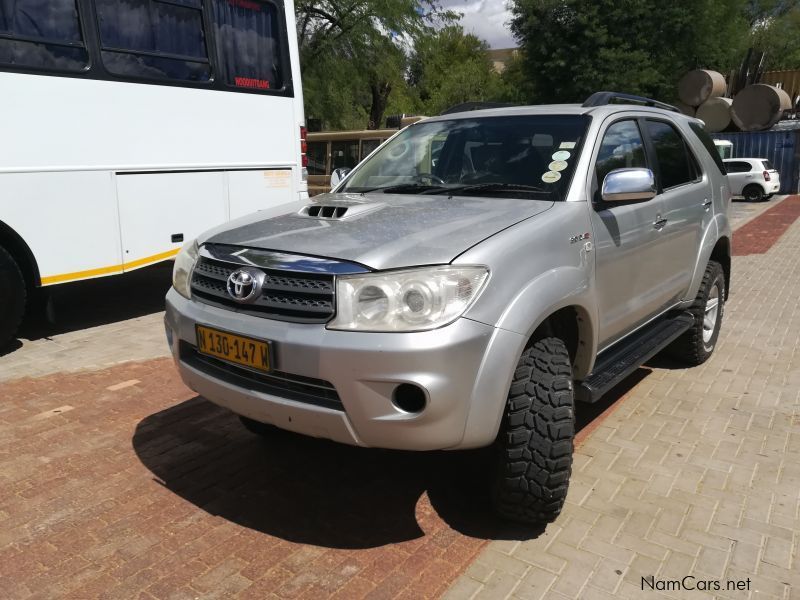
41 248 180 285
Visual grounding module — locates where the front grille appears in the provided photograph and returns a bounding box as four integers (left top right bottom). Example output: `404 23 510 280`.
180 342 342 411
191 257 335 323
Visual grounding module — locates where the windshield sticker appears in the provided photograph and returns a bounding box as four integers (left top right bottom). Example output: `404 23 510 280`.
548 160 568 172
552 150 571 161
559 142 576 149
541 171 562 183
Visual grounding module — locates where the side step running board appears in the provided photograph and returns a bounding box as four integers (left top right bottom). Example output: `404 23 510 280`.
576 312 694 404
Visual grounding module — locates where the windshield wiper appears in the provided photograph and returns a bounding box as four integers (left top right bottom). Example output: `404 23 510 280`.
354 183 447 194
431 183 552 197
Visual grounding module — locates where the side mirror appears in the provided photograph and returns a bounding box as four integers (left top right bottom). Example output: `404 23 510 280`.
601 168 656 202
330 167 353 188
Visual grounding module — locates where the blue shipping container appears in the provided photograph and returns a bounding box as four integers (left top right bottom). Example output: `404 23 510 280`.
712 122 800 195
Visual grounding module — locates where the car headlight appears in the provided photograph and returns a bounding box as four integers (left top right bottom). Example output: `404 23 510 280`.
328 266 489 332
172 239 199 299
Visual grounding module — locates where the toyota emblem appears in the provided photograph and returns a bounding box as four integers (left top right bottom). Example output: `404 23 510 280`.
226 268 265 304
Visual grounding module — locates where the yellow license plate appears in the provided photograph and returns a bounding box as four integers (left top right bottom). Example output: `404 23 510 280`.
196 325 271 373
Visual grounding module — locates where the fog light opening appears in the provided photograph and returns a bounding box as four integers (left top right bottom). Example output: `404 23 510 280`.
392 384 427 414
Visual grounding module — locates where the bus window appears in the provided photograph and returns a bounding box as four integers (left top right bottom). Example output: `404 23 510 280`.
211 0 283 91
332 140 359 171
95 0 211 82
307 141 327 176
0 0 88 71
361 139 382 161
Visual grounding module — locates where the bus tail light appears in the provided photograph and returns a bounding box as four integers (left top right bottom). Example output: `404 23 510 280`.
763 170 771 181
300 126 308 168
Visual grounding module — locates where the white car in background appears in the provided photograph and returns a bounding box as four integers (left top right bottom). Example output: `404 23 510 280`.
723 158 780 201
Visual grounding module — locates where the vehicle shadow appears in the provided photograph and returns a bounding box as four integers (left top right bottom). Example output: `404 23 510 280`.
17 262 173 342
132 367 649 548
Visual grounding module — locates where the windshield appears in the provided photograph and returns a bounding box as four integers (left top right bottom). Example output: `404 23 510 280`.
340 115 590 200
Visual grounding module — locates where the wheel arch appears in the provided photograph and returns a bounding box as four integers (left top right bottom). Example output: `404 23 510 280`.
529 305 595 381
742 182 767 198
0 220 41 290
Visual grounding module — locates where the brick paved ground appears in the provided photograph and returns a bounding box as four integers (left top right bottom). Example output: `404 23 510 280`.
0 360 499 599
1 195 798 600
445 201 800 598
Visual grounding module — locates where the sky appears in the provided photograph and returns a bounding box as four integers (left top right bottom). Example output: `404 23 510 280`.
440 0 516 48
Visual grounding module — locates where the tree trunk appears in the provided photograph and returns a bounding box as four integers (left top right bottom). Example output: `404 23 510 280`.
368 81 392 129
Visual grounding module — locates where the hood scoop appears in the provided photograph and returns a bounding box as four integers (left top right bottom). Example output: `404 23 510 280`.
298 202 383 220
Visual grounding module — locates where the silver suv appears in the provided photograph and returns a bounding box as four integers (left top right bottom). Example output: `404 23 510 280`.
165 92 731 524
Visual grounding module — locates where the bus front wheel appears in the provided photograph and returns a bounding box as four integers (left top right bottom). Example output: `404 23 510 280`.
0 245 26 350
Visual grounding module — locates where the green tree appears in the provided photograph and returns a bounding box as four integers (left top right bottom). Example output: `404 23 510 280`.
408 25 504 115
750 4 800 70
296 1 456 129
509 0 750 104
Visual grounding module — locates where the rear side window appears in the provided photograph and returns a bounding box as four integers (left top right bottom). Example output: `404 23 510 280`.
331 140 359 171
96 0 211 82
0 0 88 71
306 141 327 176
596 120 647 184
689 123 727 176
211 0 283 91
646 120 699 190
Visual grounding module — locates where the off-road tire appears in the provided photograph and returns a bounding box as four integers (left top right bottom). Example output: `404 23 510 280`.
743 184 764 202
0 245 26 350
239 415 278 437
491 337 575 524
667 260 725 366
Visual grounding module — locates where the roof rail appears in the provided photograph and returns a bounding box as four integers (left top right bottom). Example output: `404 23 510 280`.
582 92 681 113
440 102 517 115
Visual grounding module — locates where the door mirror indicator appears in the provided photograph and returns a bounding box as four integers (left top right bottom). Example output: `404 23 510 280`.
601 168 657 202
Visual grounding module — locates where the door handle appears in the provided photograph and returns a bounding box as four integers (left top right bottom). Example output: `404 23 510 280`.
653 216 667 229
702 199 712 209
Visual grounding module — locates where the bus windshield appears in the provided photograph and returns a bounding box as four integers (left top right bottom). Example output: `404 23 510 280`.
340 115 590 200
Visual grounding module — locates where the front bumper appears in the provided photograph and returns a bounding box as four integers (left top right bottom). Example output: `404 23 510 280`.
165 289 524 450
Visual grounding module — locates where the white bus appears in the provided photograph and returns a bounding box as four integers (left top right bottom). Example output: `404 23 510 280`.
0 0 308 347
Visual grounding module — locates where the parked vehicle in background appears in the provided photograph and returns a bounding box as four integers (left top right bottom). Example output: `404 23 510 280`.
723 158 781 201
165 92 732 524
0 0 307 348
307 117 425 195
714 139 733 159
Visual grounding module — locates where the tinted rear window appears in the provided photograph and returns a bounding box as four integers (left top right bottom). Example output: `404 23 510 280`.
689 123 727 175
0 0 88 71
762 160 774 170
211 0 283 90
724 161 751 173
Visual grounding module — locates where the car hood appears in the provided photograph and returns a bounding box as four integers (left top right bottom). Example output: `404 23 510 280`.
203 193 553 270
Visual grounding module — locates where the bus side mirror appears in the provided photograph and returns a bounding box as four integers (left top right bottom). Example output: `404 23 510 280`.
330 167 352 188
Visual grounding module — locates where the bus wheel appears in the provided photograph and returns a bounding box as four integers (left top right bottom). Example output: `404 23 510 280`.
0 245 26 350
